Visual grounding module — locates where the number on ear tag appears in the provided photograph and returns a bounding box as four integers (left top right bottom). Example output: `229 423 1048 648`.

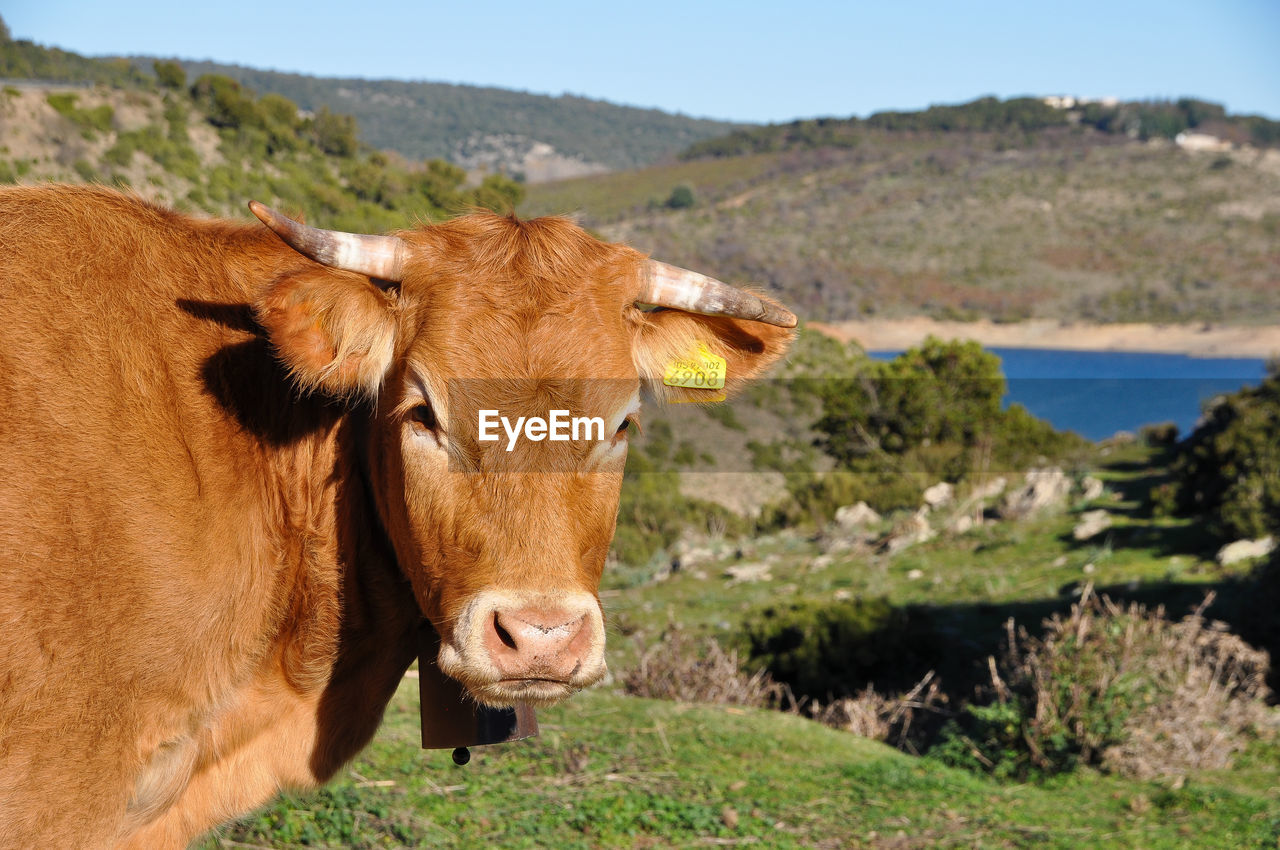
663 342 726 391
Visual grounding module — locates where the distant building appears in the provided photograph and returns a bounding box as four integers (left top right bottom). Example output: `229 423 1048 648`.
1175 131 1232 152
1042 95 1120 110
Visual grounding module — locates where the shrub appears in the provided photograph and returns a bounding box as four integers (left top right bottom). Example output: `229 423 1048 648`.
103 135 137 167
740 596 941 699
665 184 695 209
1140 421 1180 446
623 625 786 708
815 338 1084 480
46 92 114 137
767 470 921 528
809 671 946 754
933 588 1270 780
190 74 261 130
311 106 358 157
153 59 185 91
469 173 524 214
1169 367 1280 540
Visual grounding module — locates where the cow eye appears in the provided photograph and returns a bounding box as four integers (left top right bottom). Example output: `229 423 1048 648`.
616 416 638 438
409 402 437 432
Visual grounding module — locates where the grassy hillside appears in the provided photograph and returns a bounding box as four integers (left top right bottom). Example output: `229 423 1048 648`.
0 18 743 178
0 76 526 233
173 61 744 174
523 128 1280 324
200 685 1279 849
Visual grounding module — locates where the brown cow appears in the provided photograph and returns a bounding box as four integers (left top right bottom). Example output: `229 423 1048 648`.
0 184 794 848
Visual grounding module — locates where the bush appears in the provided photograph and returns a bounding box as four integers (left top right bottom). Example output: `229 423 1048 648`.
809 671 946 754
740 596 941 699
933 588 1270 780
153 60 185 90
469 173 524 214
815 338 1084 482
623 625 786 708
1169 367 1280 540
665 184 695 209
311 106 358 157
190 74 261 130
46 92 114 137
767 470 921 528
1140 421 1180 446
103 135 137 167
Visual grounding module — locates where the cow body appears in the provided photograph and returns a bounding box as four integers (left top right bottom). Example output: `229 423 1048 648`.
0 185 792 847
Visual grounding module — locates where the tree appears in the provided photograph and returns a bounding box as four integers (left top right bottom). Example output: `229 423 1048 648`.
311 106 358 157
470 173 524 214
816 338 1005 463
814 337 1079 483
1170 367 1280 540
189 74 260 130
153 60 185 91
665 184 695 209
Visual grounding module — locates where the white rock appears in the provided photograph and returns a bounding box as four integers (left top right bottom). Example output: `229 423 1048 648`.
723 562 773 583
811 554 834 571
906 569 924 581
882 511 935 554
971 476 1008 501
835 501 881 529
998 468 1072 520
949 514 974 534
1216 536 1276 566
1073 509 1113 541
922 482 955 509
1080 475 1105 502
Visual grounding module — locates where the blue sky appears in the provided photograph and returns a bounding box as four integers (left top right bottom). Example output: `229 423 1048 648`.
4 1 1278 123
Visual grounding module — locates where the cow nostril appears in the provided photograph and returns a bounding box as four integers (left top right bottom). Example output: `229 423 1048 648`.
492 613 518 650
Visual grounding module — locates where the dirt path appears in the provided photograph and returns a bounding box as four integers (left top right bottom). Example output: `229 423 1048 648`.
811 318 1280 358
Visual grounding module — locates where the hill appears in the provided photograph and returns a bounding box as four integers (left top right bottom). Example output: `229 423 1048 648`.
523 122 1280 325
0 18 743 180
678 95 1280 159
0 75 526 233
172 61 744 178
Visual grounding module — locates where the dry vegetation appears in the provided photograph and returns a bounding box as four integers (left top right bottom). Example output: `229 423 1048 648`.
622 625 787 708
526 131 1280 325
940 586 1273 780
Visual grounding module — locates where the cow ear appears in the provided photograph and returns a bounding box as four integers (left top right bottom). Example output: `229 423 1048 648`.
630 304 795 402
255 269 397 398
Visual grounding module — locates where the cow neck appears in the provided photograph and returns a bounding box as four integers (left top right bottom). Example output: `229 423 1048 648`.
283 406 420 780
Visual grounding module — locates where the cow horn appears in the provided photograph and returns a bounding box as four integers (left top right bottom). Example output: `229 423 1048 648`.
249 201 408 282
640 260 797 328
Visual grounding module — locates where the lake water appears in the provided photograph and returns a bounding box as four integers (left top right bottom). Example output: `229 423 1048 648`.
869 348 1270 441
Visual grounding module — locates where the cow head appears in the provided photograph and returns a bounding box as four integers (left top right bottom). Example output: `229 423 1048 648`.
250 204 795 708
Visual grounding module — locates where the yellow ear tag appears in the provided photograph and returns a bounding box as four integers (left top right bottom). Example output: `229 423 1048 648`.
664 341 726 398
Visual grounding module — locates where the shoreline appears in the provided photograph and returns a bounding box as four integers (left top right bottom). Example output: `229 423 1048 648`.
809 318 1280 359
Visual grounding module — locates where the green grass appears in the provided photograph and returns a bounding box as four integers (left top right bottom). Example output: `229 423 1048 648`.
201 683 1278 849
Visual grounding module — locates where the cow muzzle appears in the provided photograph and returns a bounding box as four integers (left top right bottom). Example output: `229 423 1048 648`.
436 590 607 707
